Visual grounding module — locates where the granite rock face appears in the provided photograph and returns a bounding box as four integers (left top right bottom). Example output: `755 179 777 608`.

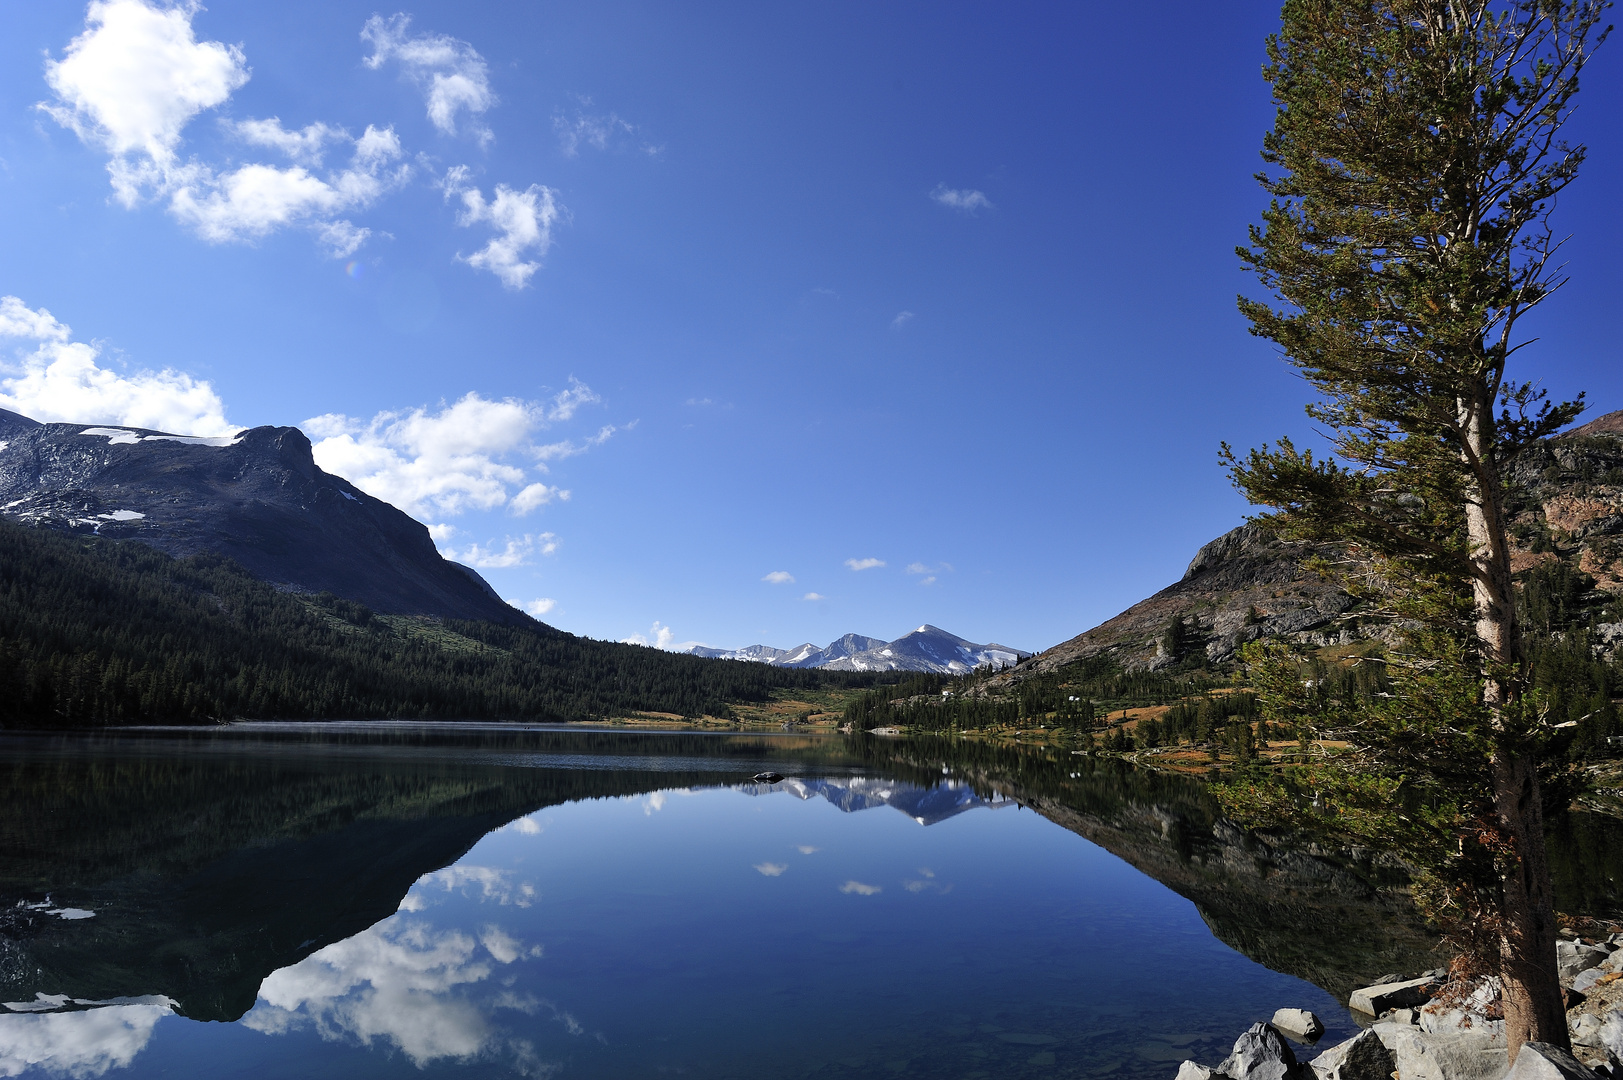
0 410 521 624
1003 408 1623 680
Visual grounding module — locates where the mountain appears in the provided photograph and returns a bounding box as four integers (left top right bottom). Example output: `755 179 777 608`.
686 625 1026 674
0 409 515 624
0 516 888 724
1005 408 1623 681
738 775 1015 825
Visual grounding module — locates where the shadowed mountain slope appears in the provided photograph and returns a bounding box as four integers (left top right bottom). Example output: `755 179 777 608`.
0 409 515 623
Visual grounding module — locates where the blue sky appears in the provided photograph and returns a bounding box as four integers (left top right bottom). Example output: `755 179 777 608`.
1 1 1619 654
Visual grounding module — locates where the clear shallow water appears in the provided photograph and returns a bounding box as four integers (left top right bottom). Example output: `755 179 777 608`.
0 727 1428 1078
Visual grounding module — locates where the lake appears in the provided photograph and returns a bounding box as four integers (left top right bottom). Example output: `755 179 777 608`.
0 722 1558 1079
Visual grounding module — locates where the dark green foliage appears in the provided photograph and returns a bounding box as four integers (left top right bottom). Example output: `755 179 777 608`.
841 655 1218 732
0 520 887 726
1159 692 1261 745
1512 560 1623 760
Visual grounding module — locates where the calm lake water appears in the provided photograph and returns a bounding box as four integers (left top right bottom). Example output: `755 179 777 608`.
0 723 1604 1080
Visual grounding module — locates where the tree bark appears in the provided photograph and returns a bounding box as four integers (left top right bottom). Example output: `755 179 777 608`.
1463 389 1568 1059
1493 752 1568 1056
1461 389 1520 682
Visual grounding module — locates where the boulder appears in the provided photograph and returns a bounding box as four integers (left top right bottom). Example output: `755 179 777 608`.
1220 1023 1304 1080
1420 1004 1507 1040
1178 1062 1228 1080
1385 1026 1509 1080
1572 1014 1605 1050
1503 1042 1603 1080
1559 941 1610 982
1308 1029 1394 1080
1420 980 1507 1041
1575 968 1615 994
1272 1009 1326 1041
1349 976 1439 1015
1599 1011 1623 1062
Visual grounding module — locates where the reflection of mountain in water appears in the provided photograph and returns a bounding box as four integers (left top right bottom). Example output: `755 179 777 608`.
8 724 1617 1036
741 776 1014 825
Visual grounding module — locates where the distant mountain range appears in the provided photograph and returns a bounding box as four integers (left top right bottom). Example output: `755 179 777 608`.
686 625 1027 674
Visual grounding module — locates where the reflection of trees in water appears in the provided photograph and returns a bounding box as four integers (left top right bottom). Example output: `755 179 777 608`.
0 729 859 1021
848 733 1445 999
3 726 1619 1024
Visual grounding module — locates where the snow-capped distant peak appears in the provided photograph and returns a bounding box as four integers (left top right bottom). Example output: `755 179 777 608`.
684 625 1029 674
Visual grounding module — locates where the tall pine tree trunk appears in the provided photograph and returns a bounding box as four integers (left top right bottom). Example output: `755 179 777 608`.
1463 387 1567 1055
1493 752 1566 1052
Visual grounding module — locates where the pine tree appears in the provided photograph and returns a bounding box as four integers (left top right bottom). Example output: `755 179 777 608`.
1224 0 1609 1055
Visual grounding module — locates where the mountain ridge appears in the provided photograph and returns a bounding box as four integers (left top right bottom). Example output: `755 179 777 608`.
0 409 519 624
997 407 1623 684
688 624 1027 674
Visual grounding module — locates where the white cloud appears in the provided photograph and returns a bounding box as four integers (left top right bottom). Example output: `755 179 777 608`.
516 598 556 617
802 592 826 601
0 296 234 434
39 2 411 256
0 1004 171 1078
796 845 819 854
622 621 675 649
890 311 914 329
905 561 952 575
442 167 564 289
762 571 795 585
753 862 787 877
167 127 408 255
228 117 346 166
544 380 600 422
40 0 248 184
845 557 885 572
552 101 658 157
363 14 496 142
534 424 619 464
919 576 937 586
306 384 606 522
510 482 568 515
839 880 882 896
447 533 558 569
931 184 992 212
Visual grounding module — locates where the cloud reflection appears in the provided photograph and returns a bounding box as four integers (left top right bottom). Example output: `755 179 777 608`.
839 881 882 896
245 914 554 1073
404 865 536 909
752 862 787 877
0 1003 170 1078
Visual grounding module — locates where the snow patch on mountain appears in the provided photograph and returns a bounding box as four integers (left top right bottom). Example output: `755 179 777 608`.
684 625 1027 674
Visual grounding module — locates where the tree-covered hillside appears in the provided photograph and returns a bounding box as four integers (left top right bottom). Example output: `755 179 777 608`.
0 519 884 725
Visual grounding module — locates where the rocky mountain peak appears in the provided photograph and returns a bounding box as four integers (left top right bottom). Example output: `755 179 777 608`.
0 409 523 624
1002 408 1623 684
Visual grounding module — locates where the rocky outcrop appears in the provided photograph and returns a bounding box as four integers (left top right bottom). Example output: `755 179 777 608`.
0 409 520 623
1008 408 1623 680
1011 521 1356 676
